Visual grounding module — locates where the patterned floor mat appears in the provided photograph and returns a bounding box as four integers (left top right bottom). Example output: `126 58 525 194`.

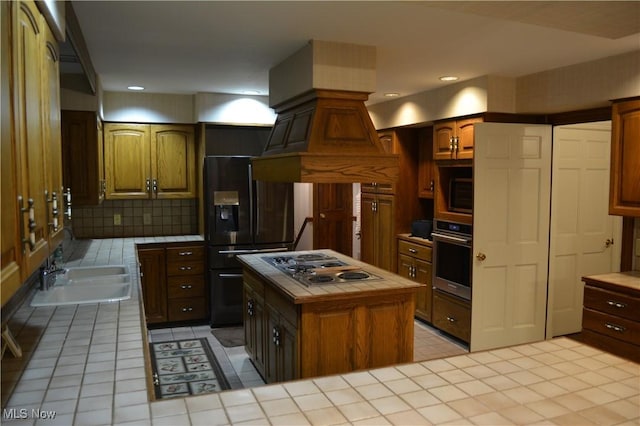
149 338 230 399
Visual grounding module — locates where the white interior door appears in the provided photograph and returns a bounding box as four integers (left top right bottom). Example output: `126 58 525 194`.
547 122 622 337
471 123 552 352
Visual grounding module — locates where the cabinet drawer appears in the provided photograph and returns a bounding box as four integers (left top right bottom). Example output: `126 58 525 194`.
166 245 204 262
166 260 204 276
168 298 207 322
584 286 640 322
398 240 432 262
583 307 640 346
168 276 206 299
432 291 470 342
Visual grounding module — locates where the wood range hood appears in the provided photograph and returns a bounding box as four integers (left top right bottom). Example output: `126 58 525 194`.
251 41 399 184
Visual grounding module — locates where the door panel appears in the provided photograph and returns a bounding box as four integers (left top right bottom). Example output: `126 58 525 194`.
104 124 150 199
152 125 195 198
313 183 353 255
548 123 622 337
472 123 552 352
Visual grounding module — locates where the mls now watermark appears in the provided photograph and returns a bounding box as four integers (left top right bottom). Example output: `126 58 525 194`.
3 408 57 420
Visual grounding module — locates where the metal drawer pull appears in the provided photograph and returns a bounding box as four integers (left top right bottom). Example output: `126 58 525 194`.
604 323 625 333
409 248 417 254
247 299 254 316
153 373 159 385
446 316 456 323
606 300 626 309
178 251 193 256
179 266 192 271
181 307 194 312
180 284 192 289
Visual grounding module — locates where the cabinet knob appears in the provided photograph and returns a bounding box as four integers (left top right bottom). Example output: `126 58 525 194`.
181 307 193 312
446 316 456 323
179 266 192 271
408 248 417 254
179 251 193 256
476 252 486 261
180 284 192 289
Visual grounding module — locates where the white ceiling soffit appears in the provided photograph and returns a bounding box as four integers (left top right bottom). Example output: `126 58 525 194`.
425 1 640 40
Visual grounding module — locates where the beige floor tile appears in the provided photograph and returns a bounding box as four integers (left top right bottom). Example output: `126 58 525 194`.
303 406 347 426
455 379 494 396
447 396 491 418
325 388 364 406
526 398 571 419
354 383 394 400
77 394 112 412
553 393 597 412
283 380 321 397
266 412 311 426
313 376 350 392
475 391 518 411
467 411 512 425
336 401 379 422
500 404 545 424
385 409 431 425
294 393 333 411
398 389 440 409
383 378 421 395
74 408 112 425
259 397 300 417
439 369 475 384
418 403 463 424
411 373 449 389
549 411 598 425
369 395 412 415
188 408 229 426
219 388 256 407
603 399 640 420
224 402 266 424
576 387 620 405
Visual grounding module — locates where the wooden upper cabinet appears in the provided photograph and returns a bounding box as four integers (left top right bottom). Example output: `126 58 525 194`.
361 131 396 194
418 127 434 198
151 125 196 199
1 0 22 306
15 0 49 274
104 123 196 200
62 110 105 206
104 123 151 199
609 98 640 216
433 117 482 161
42 22 64 249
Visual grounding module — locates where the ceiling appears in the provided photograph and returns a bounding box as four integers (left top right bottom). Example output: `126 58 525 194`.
67 1 640 105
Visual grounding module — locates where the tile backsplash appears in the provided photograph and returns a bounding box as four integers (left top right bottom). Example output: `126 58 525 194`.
70 199 198 238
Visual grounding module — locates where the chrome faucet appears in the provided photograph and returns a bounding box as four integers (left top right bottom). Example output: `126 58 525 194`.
39 262 66 291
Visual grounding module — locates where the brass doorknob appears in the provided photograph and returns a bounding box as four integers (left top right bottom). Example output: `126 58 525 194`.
476 252 486 261
320 213 326 219
605 238 614 248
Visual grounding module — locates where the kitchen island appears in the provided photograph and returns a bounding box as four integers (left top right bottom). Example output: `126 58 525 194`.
237 249 424 383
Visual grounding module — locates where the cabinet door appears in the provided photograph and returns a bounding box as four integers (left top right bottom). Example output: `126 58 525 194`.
610 99 640 216
104 123 151 199
418 127 434 198
138 247 167 324
15 0 49 274
375 194 395 272
360 193 377 266
279 317 298 382
265 304 279 383
1 1 23 306
433 121 455 160
151 125 196 199
42 23 64 249
414 258 432 321
455 118 481 160
61 111 103 206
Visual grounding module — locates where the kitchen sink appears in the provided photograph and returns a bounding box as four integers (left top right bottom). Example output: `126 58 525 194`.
30 265 132 307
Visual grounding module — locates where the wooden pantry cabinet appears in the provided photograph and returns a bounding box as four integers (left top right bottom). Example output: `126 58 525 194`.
361 129 425 272
1 0 65 306
137 242 207 325
61 110 106 206
609 98 640 217
397 235 433 323
433 117 482 161
104 123 196 200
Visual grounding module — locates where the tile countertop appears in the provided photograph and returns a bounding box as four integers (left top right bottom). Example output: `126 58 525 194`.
2 238 639 425
236 249 424 304
582 271 640 292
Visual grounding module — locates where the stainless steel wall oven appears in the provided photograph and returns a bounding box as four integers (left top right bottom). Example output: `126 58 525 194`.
431 219 473 300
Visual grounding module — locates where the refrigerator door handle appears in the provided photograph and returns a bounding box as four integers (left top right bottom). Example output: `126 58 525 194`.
218 248 288 255
248 162 255 240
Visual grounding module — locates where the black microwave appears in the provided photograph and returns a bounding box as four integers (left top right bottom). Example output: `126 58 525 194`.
448 178 473 213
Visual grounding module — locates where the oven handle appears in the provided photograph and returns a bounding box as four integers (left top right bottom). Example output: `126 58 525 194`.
431 232 472 246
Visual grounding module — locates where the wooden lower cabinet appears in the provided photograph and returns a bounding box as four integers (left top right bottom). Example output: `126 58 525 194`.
243 268 415 383
137 242 207 325
581 274 640 362
432 289 471 343
397 236 433 322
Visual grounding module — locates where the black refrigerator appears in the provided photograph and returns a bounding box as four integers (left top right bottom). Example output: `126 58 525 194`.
205 156 293 326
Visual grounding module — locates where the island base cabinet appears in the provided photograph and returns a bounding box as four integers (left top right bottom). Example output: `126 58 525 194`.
242 269 417 383
300 294 415 378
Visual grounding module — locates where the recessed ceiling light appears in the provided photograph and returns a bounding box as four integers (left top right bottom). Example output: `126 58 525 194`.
439 76 459 82
384 92 400 97
127 85 145 91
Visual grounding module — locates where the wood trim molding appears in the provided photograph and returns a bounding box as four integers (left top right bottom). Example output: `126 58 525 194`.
546 107 612 126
